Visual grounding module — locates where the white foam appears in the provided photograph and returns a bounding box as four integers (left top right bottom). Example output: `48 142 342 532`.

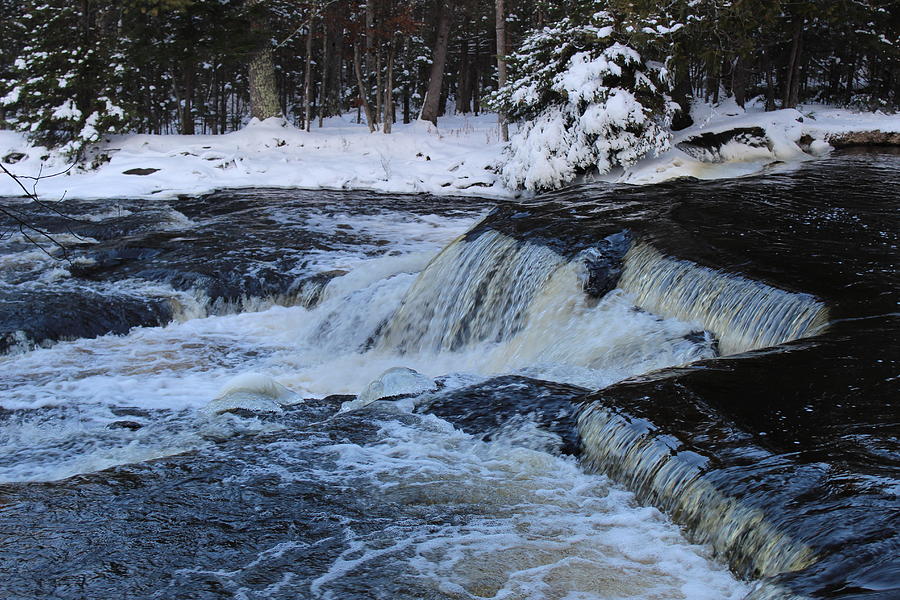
300 417 750 599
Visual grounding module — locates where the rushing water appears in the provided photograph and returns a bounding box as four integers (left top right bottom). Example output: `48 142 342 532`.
0 152 897 599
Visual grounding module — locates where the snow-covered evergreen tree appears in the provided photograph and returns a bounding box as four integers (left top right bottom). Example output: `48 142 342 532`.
490 8 680 191
0 1 129 157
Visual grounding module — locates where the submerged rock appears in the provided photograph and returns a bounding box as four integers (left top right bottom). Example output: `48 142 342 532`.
421 375 587 456
106 420 144 431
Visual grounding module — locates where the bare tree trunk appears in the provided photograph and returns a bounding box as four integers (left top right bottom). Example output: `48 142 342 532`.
353 42 376 132
494 0 508 141
375 44 384 126
473 37 481 115
765 56 777 111
318 15 328 128
383 40 395 133
365 0 376 125
457 37 471 113
420 2 453 125
248 0 281 122
732 56 749 107
303 16 315 131
783 18 804 108
403 86 410 124
181 65 195 134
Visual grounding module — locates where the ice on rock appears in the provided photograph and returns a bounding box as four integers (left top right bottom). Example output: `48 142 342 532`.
340 367 436 413
204 372 298 415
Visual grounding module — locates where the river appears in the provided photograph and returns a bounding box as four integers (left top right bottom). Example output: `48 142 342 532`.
0 152 896 599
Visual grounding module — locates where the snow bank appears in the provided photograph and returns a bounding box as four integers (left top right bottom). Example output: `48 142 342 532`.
0 113 511 200
0 105 897 201
616 102 900 185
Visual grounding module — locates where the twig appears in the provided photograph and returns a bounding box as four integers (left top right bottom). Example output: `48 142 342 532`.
0 161 84 262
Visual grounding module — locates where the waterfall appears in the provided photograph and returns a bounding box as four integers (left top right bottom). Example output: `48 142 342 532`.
379 229 828 359
577 404 818 580
618 243 829 355
377 230 568 353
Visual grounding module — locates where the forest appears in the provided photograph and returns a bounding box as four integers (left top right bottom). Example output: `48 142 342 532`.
0 0 897 157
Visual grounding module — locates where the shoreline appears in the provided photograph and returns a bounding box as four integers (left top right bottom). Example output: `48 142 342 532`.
1 105 898 202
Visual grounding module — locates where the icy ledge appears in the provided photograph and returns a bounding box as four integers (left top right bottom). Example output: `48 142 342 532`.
0 105 897 201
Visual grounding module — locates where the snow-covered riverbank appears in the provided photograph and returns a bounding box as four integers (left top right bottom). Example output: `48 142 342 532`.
0 104 897 201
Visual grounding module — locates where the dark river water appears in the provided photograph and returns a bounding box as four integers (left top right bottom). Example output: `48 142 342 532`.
0 152 896 599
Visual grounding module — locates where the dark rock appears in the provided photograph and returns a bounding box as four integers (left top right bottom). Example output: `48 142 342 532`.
578 317 900 596
825 130 900 148
106 421 143 431
2 152 26 164
676 126 771 162
122 168 160 176
421 375 588 455
578 231 632 298
110 407 152 418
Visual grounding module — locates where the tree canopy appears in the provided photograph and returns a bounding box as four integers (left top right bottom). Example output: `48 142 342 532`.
0 0 896 159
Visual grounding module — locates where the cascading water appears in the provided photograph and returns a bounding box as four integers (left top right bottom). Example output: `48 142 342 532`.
374 229 717 388
577 405 818 579
617 243 829 355
377 229 568 353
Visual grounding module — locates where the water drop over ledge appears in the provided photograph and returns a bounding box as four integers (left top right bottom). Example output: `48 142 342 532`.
0 153 897 599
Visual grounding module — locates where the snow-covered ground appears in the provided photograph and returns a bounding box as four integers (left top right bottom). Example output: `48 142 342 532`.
0 114 512 200
0 104 897 200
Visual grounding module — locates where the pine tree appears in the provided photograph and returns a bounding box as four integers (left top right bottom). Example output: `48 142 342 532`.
489 8 678 190
1 1 129 156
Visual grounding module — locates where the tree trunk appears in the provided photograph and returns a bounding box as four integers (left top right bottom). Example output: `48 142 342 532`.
732 56 749 107
303 16 314 131
248 1 281 122
403 86 410 124
318 14 329 128
375 44 384 126
494 0 509 141
383 40 395 134
765 55 777 111
473 38 481 115
783 18 804 109
365 0 375 123
353 42 376 132
670 50 693 129
420 2 453 125
457 37 471 113
181 65 195 135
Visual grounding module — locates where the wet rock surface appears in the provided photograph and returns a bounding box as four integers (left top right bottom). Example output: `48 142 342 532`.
0 153 897 599
559 154 898 598
0 189 492 352
421 375 587 456
825 130 900 148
